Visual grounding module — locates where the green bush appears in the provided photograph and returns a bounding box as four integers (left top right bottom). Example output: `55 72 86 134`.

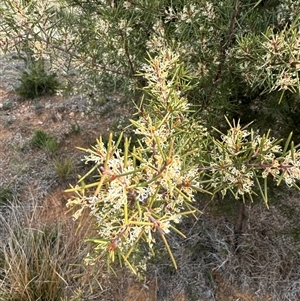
15 60 59 99
55 157 74 181
31 130 58 154
31 130 48 147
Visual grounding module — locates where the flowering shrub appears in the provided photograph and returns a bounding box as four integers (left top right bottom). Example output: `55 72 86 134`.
66 50 208 273
2 0 300 276
66 50 300 274
2 0 299 116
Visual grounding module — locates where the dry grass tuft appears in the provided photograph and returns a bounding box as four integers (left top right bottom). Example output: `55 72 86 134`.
0 200 106 301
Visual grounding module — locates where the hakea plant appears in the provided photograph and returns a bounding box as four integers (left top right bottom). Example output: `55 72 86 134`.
66 49 300 274
207 121 299 204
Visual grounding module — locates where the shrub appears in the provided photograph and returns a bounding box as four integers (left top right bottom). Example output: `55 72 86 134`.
2 0 299 131
15 60 60 99
2 0 300 288
55 157 74 181
66 50 300 275
31 130 58 154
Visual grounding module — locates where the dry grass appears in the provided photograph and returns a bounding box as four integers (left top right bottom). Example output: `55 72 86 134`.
0 201 151 301
145 191 300 301
0 200 93 301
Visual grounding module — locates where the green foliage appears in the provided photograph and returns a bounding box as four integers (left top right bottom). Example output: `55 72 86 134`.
55 157 74 181
0 188 13 205
44 138 59 155
15 60 60 99
1 101 13 111
69 121 81 135
31 129 50 147
1 0 299 122
31 129 58 154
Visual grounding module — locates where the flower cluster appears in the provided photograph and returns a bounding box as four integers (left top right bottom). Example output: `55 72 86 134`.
209 122 256 199
262 150 300 187
206 119 300 202
276 0 300 23
232 24 300 94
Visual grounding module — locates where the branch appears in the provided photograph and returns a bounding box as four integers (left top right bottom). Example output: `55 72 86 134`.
214 0 240 83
